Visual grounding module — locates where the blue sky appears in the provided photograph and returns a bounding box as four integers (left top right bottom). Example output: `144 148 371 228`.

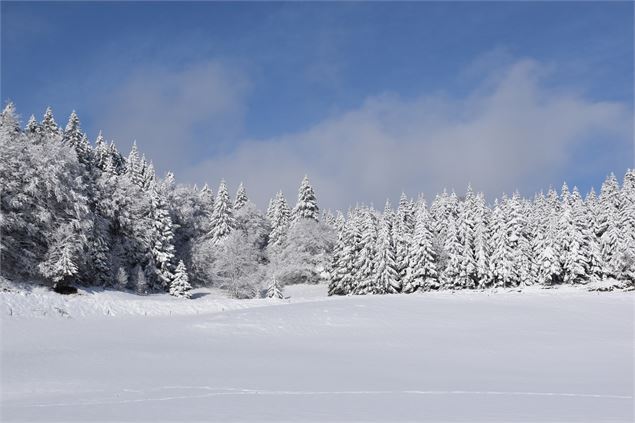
2 1 633 209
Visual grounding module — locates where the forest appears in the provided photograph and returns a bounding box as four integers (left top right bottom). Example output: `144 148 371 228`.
1 103 633 299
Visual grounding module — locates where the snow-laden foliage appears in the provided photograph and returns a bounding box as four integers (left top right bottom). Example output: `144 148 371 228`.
2 103 634 299
169 260 192 298
266 275 284 299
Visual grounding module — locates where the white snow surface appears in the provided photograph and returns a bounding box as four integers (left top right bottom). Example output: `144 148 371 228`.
1 284 633 422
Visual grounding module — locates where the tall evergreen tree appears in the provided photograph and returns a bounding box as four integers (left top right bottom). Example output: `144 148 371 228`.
269 191 291 249
41 107 61 136
352 208 379 295
209 180 236 244
403 200 439 293
375 208 400 294
169 260 192 298
234 182 248 210
293 175 319 222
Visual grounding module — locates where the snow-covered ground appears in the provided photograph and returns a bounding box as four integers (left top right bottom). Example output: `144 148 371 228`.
1 285 633 422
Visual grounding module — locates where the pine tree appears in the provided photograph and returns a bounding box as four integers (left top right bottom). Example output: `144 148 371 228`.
403 200 439 292
169 260 192 298
293 175 319 222
234 182 248 210
266 275 284 299
209 180 236 244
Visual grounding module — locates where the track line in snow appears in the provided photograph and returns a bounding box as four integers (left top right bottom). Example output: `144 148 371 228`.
11 388 633 408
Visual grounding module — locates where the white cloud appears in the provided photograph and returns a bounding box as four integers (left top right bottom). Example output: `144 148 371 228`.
182 59 631 210
97 60 249 173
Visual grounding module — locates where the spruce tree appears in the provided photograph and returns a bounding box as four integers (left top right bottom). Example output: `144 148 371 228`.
266 275 284 299
26 115 41 136
293 175 319 222
456 185 477 289
353 208 378 295
234 182 248 210
150 191 177 290
170 260 192 298
441 216 462 289
269 191 291 248
375 210 400 294
209 180 236 244
41 107 60 136
473 193 492 287
403 200 439 292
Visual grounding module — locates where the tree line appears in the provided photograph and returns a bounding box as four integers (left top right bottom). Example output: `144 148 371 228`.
1 103 633 299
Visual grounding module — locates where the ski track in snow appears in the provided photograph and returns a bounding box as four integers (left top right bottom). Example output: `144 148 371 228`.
15 386 633 408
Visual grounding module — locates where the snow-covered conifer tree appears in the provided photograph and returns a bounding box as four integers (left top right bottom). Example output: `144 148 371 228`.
134 265 149 295
441 216 462 289
403 199 439 292
266 275 284 299
293 175 319 222
209 180 236 244
150 191 177 290
41 107 60 136
116 267 129 290
456 186 477 289
353 208 378 294
269 191 291 249
169 260 192 298
234 182 248 210
375 207 400 294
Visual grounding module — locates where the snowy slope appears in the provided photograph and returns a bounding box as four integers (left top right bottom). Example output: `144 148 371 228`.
0 283 328 319
1 287 633 422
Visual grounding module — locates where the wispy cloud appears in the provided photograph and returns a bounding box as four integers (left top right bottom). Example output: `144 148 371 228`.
181 59 631 210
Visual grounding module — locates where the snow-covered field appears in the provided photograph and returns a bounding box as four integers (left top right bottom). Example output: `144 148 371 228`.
1 285 633 422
